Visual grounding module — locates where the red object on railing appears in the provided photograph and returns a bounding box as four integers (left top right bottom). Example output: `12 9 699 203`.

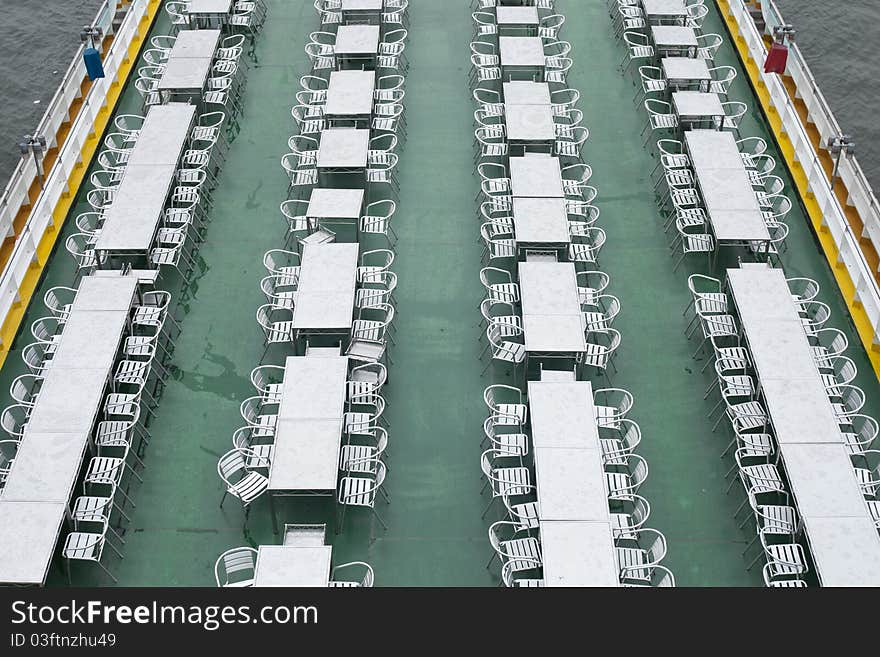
764 42 789 74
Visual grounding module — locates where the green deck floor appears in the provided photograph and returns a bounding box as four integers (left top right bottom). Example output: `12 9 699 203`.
1 0 879 586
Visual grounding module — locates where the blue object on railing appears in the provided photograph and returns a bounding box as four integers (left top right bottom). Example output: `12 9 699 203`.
83 47 105 80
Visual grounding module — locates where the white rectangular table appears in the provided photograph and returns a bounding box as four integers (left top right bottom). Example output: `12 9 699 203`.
157 30 221 99
335 25 380 66
316 128 370 169
540 521 620 587
505 104 556 146
122 104 195 168
1 432 91 503
685 131 769 244
801 517 880 587
519 261 587 355
45 311 130 372
253 545 332 587
528 380 598 449
269 418 344 493
510 155 564 198
499 36 546 80
503 81 551 105
307 188 365 225
292 243 359 334
662 57 711 90
94 164 177 256
187 0 233 28
278 356 349 420
324 70 376 124
535 448 609 521
651 25 698 56
512 197 570 249
70 276 139 311
166 29 220 59
0 501 68 585
23 368 110 434
497 6 540 34
642 0 688 22
672 91 724 127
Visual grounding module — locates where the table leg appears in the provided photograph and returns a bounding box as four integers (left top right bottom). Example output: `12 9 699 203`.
270 493 279 534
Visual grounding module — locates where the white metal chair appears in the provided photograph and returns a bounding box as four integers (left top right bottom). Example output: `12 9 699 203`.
214 547 257 587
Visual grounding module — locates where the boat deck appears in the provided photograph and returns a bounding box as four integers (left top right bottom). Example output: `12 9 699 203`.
1 0 878 586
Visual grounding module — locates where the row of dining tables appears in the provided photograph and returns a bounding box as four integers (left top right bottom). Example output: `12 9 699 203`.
726 265 880 586
0 277 142 585
528 378 620 586
94 103 197 263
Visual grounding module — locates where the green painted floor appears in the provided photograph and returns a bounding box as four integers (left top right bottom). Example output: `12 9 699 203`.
1 1 878 586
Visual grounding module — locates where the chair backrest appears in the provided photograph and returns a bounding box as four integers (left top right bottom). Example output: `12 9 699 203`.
250 364 285 393
21 342 51 374
1 404 30 439
263 249 300 274
283 524 327 546
786 277 820 303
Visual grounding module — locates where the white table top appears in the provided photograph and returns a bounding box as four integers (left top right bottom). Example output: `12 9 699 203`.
497 6 540 25
46 310 129 372
253 545 332 587
24 368 108 434
279 356 348 420
499 36 546 68
519 261 581 316
685 129 745 170
341 0 383 10
1 432 91 503
672 91 724 119
292 243 359 331
298 243 360 290
510 155 564 197
505 104 556 141
642 0 687 17
0 501 67 585
504 81 551 105
528 380 599 449
685 133 768 242
316 128 370 169
94 164 177 253
335 25 380 55
761 378 843 445
91 269 161 284
157 57 213 92
540 521 620 587
325 70 376 117
123 104 195 168
535 448 608 521
167 29 220 58
188 0 232 13
307 188 365 219
269 418 343 491
523 315 587 353
513 197 570 245
779 444 869 518
662 57 711 81
803 516 880 587
71 276 138 312
651 25 699 48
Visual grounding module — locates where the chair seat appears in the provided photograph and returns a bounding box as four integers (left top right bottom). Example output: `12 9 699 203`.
229 471 269 505
352 320 385 342
114 361 150 385
492 432 529 457
340 445 379 472
610 513 638 541
493 403 527 426
71 496 113 523
605 472 635 499
764 543 808 576
615 547 651 582
500 536 542 573
266 321 295 343
63 532 103 561
493 466 530 497
344 412 378 435
346 338 386 363
85 457 125 486
488 283 520 304
739 464 785 495
339 475 378 508
595 405 620 429
356 287 392 309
